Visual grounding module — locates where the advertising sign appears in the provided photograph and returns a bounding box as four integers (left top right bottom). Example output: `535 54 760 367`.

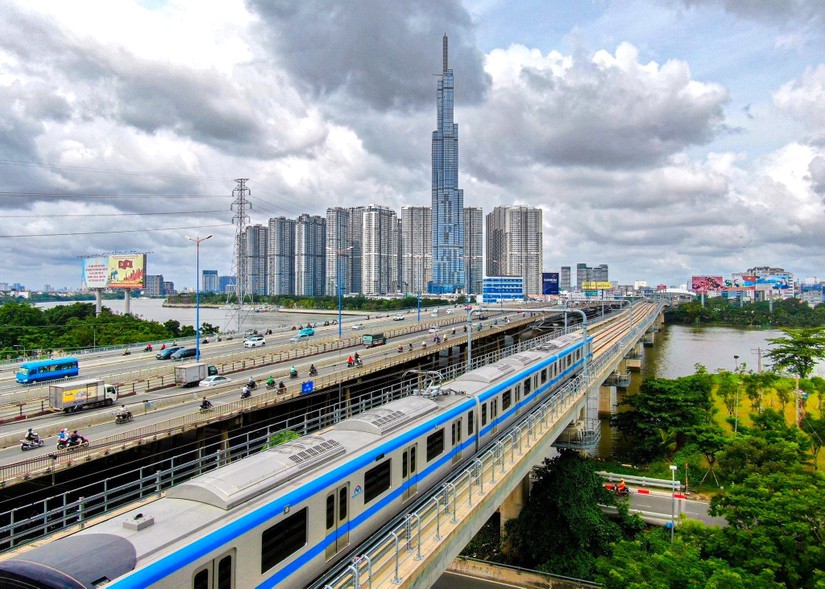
81 257 109 289
108 254 146 289
756 274 791 290
581 281 612 290
542 272 560 295
691 275 723 293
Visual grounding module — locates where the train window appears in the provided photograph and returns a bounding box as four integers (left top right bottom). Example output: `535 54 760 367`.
426 429 444 462
410 446 416 473
467 410 474 435
502 390 511 410
451 419 462 445
364 459 391 504
481 403 487 426
326 493 335 529
194 569 209 589
402 445 417 478
217 554 233 589
339 487 348 521
261 507 307 574
524 377 532 396
541 368 547 384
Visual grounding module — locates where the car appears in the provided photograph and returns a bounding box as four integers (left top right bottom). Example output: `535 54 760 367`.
445 309 454 315
351 323 365 330
155 346 183 360
198 375 231 387
428 327 439 334
289 333 310 344
170 347 197 361
430 311 439 317
244 335 266 348
392 315 405 321
298 327 315 336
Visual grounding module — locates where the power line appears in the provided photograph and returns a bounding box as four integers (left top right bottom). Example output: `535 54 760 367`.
2 210 225 218
0 191 223 199
0 223 232 238
0 158 232 182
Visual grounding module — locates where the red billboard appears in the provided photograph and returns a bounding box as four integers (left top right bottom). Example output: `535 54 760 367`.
691 275 723 293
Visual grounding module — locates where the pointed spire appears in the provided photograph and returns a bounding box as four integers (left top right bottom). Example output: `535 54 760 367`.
443 34 448 73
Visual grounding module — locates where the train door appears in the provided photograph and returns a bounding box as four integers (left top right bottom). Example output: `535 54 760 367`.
325 484 350 560
451 418 463 465
490 398 499 435
402 444 418 501
192 549 235 589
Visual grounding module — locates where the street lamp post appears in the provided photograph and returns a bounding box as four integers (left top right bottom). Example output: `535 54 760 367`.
327 246 353 338
733 354 740 433
669 464 678 542
187 235 212 362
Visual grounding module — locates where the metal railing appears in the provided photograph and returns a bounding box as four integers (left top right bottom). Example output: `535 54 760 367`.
0 303 661 551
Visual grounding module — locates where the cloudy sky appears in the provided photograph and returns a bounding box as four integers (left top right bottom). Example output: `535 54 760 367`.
1 0 823 291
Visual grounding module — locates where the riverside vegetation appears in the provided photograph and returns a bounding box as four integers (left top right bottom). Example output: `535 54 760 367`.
463 328 825 588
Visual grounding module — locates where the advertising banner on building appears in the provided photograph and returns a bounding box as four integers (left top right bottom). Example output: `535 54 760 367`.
542 272 560 295
108 254 146 289
581 281 612 290
81 257 109 289
691 275 723 293
756 274 791 290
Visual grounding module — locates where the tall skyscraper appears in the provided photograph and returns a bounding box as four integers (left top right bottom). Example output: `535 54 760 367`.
430 34 464 294
295 214 326 296
362 205 398 295
400 206 432 296
267 216 296 295
560 266 571 292
202 270 219 293
486 206 543 296
243 224 268 296
464 207 483 295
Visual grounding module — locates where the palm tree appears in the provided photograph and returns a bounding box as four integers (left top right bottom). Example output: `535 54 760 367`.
766 328 825 427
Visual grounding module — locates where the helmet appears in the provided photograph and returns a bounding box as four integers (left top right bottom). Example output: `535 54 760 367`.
27 428 32 433
62 428 68 433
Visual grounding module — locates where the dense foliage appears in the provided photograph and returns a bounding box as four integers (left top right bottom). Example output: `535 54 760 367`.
0 301 193 358
665 296 825 327
171 292 465 313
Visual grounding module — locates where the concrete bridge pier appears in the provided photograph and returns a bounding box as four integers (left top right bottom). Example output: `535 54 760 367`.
599 384 617 416
499 473 531 553
625 342 643 371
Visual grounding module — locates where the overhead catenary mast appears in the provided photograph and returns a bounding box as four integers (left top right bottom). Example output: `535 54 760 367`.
227 178 252 333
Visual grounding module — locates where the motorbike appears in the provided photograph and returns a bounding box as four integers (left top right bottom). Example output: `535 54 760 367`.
266 381 276 390
115 411 134 424
241 389 251 399
143 345 153 352
308 367 318 377
247 380 257 390
614 485 631 497
354 357 363 367
20 437 45 451
289 371 298 379
397 345 404 353
57 437 89 451
199 405 214 414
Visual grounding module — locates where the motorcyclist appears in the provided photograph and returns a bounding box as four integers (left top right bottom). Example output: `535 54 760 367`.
144 343 153 352
408 342 413 352
398 345 404 353
308 364 317 376
347 355 354 368
241 386 251 399
266 376 275 388
278 380 286 391
25 428 40 443
247 376 256 390
617 478 627 494
200 398 213 411
289 366 298 378
116 405 132 418
69 430 86 445
354 352 361 366
57 428 69 443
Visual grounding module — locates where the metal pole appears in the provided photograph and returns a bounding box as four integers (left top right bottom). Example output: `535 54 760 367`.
338 255 342 339
187 235 212 362
670 464 677 542
733 354 740 433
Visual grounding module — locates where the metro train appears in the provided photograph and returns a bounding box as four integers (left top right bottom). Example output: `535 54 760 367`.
0 331 591 589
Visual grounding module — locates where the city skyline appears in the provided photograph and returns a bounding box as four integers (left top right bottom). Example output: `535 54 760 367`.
0 1 823 290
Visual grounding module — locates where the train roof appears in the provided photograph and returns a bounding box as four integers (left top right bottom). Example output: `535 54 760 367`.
334 395 439 436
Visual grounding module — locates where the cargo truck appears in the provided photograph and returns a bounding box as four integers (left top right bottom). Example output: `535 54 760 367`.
49 379 118 413
175 362 219 387
362 333 387 348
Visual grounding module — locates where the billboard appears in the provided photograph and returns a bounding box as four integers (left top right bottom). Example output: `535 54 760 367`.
81 257 109 289
542 272 559 295
691 275 723 293
581 281 612 290
756 274 791 290
107 254 146 289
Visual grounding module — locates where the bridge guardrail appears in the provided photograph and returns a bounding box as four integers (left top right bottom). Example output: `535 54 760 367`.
597 471 684 492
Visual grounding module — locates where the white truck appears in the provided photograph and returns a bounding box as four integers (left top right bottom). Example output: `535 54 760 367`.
49 379 118 413
174 362 218 387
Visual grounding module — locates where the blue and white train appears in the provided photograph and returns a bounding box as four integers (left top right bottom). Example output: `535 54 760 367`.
0 332 591 589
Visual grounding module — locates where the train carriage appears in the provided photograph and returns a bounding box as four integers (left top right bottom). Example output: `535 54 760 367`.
0 331 591 589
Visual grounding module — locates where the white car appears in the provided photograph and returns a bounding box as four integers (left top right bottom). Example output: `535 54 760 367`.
351 323 365 330
199 375 231 387
428 327 439 334
244 335 266 348
392 315 405 321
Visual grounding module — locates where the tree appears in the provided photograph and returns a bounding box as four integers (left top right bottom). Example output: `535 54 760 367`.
709 471 825 589
766 328 825 425
503 450 641 579
611 374 714 461
799 415 825 468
